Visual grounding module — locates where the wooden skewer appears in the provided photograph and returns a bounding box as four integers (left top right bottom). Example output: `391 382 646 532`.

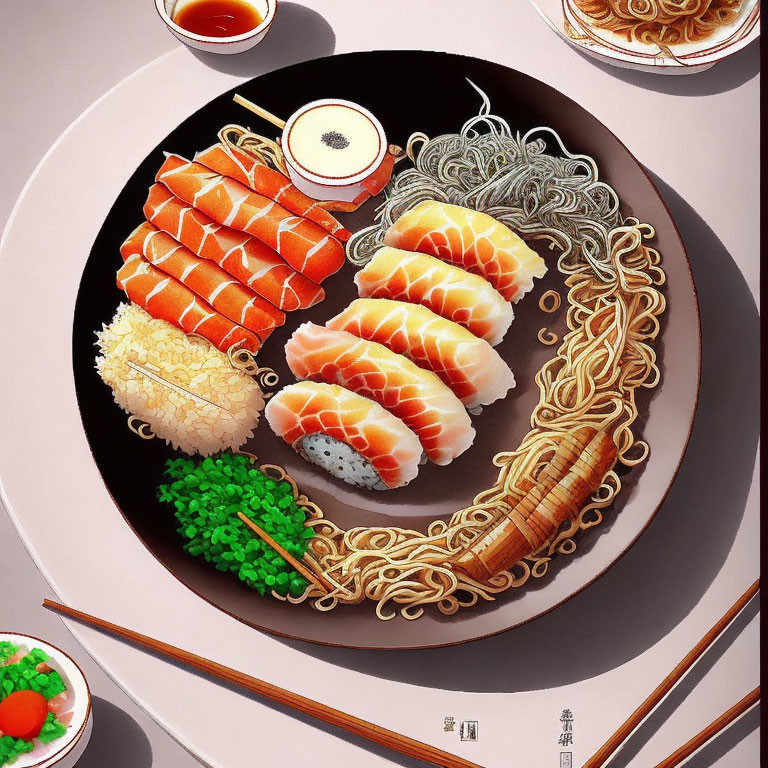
651 686 760 768
237 511 329 593
233 94 286 130
42 600 483 768
126 361 227 411
582 579 759 768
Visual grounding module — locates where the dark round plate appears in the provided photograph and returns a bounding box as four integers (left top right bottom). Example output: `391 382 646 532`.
72 51 699 649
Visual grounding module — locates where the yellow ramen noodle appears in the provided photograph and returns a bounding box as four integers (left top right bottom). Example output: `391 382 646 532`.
303 222 664 620
572 0 743 44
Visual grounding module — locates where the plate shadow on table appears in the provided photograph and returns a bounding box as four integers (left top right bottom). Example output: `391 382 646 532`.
74 697 152 768
277 172 759 693
187 2 335 77
681 704 760 768
574 38 759 96
117 652 432 768
603 594 759 768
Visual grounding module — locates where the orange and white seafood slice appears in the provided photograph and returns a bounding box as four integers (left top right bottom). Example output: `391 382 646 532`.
156 154 345 283
384 200 546 302
145 184 324 311
354 247 514 345
265 381 422 490
327 298 515 409
121 222 284 341
116 253 261 353
194 143 352 241
285 322 475 465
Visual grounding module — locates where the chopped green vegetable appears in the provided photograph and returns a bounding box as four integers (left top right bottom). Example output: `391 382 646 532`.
0 646 18 664
0 735 34 766
0 651 65 701
158 453 314 598
37 713 67 745
0 649 69 765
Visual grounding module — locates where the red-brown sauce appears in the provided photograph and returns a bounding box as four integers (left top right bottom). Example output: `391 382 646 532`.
172 0 263 37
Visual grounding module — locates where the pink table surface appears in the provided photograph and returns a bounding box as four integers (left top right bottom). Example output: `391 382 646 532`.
0 2 759 767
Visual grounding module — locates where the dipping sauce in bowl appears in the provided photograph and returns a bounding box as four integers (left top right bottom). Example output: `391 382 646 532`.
282 99 389 202
155 0 276 54
172 0 262 37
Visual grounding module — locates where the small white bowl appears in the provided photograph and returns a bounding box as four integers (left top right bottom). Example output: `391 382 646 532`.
155 0 277 55
0 633 92 768
281 98 389 203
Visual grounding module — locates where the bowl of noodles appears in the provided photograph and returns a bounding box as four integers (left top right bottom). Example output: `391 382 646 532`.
534 0 759 73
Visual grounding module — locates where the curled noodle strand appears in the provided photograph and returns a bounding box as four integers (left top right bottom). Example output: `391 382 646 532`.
571 0 743 44
304 88 666 620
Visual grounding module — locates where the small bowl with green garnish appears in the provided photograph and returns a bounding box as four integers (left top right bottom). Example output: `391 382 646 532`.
0 634 91 768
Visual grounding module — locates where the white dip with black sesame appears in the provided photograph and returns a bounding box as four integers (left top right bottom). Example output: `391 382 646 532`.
286 103 381 180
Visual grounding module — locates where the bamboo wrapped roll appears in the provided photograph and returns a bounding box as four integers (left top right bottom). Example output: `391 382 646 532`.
452 428 617 581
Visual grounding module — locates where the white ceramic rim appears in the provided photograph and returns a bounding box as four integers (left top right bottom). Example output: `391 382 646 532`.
0 49 699 649
281 98 388 187
154 0 277 44
0 52 700 648
0 633 92 768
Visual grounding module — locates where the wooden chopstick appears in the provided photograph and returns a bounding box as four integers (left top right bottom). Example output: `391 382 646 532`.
652 686 760 768
236 511 331 593
582 579 759 768
42 599 484 768
233 94 286 130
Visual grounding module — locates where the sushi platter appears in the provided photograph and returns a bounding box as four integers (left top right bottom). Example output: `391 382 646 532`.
6 51 698 650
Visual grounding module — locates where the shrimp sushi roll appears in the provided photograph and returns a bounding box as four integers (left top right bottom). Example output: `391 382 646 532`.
327 298 515 409
285 323 475 465
354 247 514 345
156 154 345 283
194 143 352 241
116 254 262 353
121 222 285 341
383 200 547 302
265 381 422 490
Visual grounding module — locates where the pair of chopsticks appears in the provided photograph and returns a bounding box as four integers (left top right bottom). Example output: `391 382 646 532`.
42 579 758 768
583 579 760 768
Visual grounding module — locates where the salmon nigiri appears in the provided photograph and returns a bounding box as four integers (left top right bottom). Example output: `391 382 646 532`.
285 323 474 465
384 200 546 302
265 381 422 490
116 254 262 353
121 222 284 342
144 184 324 312
354 247 514 346
327 298 515 409
194 143 351 241
156 154 345 283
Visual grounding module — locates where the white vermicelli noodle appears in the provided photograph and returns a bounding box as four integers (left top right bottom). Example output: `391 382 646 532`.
346 81 622 282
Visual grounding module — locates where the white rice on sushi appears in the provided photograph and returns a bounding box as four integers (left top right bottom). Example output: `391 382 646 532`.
96 302 265 456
